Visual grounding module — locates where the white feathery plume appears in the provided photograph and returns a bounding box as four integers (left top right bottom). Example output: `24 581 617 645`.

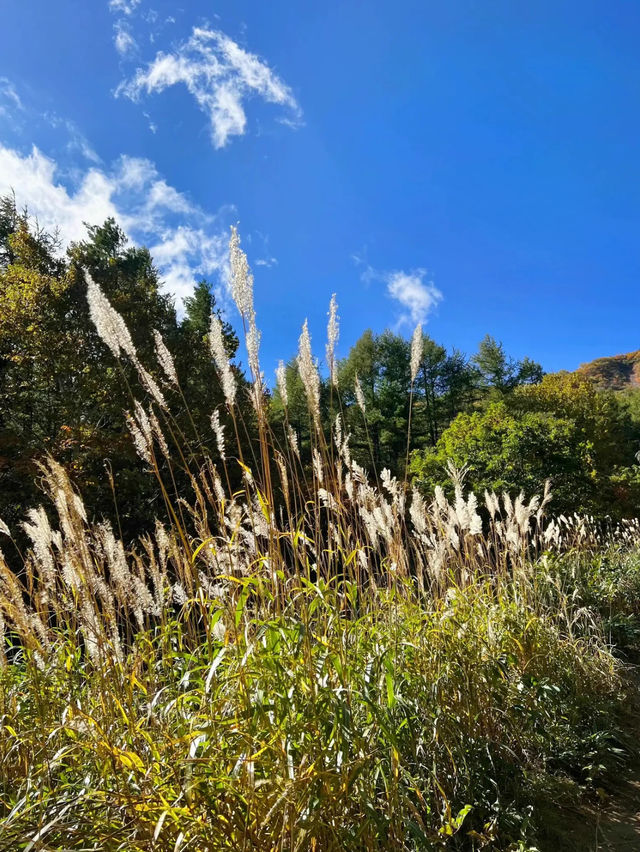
275 451 289 497
354 373 366 414
287 424 300 459
484 490 500 519
136 363 168 410
409 488 428 536
297 320 321 427
334 413 342 448
466 492 483 535
229 226 261 386
229 226 254 323
312 448 324 483
275 360 288 408
86 272 137 361
209 314 237 407
126 410 153 465
124 401 157 464
86 272 167 408
446 459 468 490
153 329 179 387
410 323 422 383
245 324 262 390
325 294 339 388
503 492 514 519
211 409 226 460
148 406 170 459
21 507 56 591
433 485 448 514
211 466 225 503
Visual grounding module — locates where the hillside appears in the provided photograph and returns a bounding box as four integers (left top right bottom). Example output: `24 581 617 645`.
578 350 640 389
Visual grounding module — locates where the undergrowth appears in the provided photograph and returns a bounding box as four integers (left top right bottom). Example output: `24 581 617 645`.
0 575 626 851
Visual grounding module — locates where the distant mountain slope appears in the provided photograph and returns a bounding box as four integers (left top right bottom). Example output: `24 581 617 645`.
577 350 640 390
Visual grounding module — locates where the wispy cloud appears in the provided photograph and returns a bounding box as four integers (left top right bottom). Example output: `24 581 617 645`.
0 78 25 130
45 113 101 164
385 269 442 325
0 144 232 308
108 0 140 59
354 256 442 326
0 78 23 113
116 26 302 148
114 21 138 57
108 0 141 14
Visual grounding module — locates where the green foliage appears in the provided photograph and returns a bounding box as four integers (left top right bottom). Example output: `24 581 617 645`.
0 201 244 537
411 401 594 512
337 329 480 473
513 372 632 466
538 546 640 652
472 335 543 393
0 575 623 850
413 372 640 518
339 330 414 471
269 357 315 458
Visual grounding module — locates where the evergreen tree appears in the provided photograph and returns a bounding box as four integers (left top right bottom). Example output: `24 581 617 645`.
473 334 543 393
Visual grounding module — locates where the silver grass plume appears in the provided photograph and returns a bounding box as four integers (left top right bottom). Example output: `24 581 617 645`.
21 506 56 592
211 409 226 460
446 459 468 490
312 448 324 483
153 329 179 387
86 272 166 409
410 323 422 383
297 320 321 427
136 363 167 410
484 490 500 519
148 405 170 459
229 226 261 386
287 424 300 459
355 373 366 414
209 314 237 407
86 272 137 362
275 360 288 408
229 226 255 324
325 294 339 388
334 413 343 449
125 404 153 465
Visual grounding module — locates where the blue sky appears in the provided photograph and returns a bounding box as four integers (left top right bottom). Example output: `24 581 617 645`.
1 1 640 378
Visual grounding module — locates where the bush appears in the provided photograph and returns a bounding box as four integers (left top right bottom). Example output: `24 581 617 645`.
410 401 595 514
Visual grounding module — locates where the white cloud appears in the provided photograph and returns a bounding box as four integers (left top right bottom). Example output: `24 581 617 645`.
114 21 138 57
144 112 157 133
385 270 442 325
109 0 141 14
116 26 302 148
0 144 231 308
149 226 228 305
108 0 140 56
0 78 23 113
0 145 119 238
45 113 102 164
354 256 442 326
0 78 25 130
